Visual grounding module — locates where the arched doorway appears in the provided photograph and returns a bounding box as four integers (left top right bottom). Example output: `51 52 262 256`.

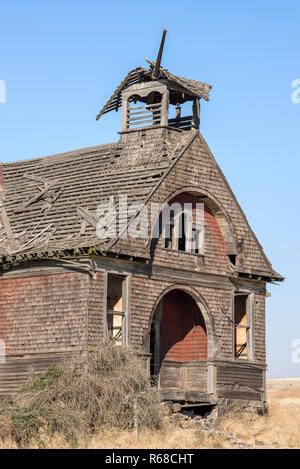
150 289 207 384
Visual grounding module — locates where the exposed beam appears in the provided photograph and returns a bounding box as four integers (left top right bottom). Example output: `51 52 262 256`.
152 29 167 80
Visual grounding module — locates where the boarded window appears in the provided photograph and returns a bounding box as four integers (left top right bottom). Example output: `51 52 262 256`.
234 294 250 360
107 274 126 346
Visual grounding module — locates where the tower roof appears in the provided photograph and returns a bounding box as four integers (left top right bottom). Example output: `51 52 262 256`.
96 30 212 121
96 65 212 121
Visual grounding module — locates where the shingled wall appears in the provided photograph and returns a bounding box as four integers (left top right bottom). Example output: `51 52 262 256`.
0 272 89 356
149 133 274 275
0 128 269 402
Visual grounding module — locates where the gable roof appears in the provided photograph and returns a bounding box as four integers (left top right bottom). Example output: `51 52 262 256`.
0 129 283 282
0 130 193 263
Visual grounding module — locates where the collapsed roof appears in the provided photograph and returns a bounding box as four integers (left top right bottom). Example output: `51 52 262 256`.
96 64 212 121
0 130 195 264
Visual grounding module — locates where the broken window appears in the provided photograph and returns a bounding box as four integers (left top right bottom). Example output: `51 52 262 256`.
165 210 204 254
164 221 174 249
228 254 237 266
177 213 186 252
190 222 204 254
106 274 127 346
234 293 252 360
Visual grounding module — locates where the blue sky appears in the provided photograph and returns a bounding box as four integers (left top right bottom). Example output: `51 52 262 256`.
0 1 299 378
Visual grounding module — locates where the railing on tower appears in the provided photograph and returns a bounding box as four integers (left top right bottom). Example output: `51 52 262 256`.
126 102 162 129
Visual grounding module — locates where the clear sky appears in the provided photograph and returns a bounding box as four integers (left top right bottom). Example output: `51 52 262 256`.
0 1 299 378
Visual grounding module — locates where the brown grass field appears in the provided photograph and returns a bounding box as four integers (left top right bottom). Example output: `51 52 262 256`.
1 378 300 449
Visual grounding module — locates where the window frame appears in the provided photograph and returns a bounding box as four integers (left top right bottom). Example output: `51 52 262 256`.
233 291 255 362
104 272 131 347
163 207 205 256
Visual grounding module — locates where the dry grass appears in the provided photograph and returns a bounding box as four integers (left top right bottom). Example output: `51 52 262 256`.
0 423 225 449
219 388 300 449
0 340 163 448
1 360 300 449
2 391 299 449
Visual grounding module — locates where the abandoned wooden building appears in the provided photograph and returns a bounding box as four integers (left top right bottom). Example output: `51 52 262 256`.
0 32 283 409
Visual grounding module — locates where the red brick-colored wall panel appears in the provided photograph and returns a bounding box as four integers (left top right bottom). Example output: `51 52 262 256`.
87 271 106 347
162 290 207 362
0 272 88 355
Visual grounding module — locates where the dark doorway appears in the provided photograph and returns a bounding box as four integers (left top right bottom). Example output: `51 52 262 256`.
150 290 207 383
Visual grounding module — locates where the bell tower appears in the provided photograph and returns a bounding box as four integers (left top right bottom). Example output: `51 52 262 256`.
96 29 212 134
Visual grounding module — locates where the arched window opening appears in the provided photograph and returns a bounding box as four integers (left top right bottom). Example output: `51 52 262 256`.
161 193 204 255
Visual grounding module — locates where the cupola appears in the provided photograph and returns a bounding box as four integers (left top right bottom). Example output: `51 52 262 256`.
96 29 212 134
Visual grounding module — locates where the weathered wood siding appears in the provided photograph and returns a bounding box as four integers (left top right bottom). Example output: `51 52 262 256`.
0 352 67 399
0 270 94 398
216 361 264 401
0 272 89 355
115 130 274 280
160 361 207 393
130 275 233 361
254 293 266 364
0 129 269 403
87 271 106 347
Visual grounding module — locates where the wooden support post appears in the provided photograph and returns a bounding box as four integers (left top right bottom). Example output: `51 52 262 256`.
103 272 108 337
207 362 216 394
125 274 132 347
121 95 130 132
160 89 169 127
192 98 200 129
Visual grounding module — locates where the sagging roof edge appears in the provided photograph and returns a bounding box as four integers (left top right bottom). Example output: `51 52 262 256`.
0 246 284 284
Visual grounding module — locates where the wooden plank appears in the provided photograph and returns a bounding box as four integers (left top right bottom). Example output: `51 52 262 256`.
0 207 16 247
128 109 160 118
76 207 98 228
186 365 207 392
23 173 51 184
217 390 262 400
128 113 161 123
0 352 68 399
128 102 161 111
160 364 181 389
22 180 59 208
